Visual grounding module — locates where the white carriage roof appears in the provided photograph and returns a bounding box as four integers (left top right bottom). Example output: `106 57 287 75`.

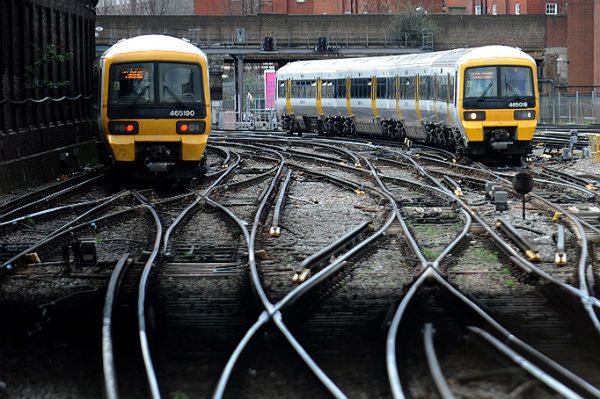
102 35 207 59
276 46 534 77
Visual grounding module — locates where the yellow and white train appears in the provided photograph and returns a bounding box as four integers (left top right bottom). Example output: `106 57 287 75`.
98 35 211 179
276 46 538 157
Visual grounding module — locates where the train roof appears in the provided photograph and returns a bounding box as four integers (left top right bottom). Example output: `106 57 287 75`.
276 46 534 77
101 34 207 59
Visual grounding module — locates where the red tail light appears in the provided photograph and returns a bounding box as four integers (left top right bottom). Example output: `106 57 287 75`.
176 121 206 134
108 121 139 135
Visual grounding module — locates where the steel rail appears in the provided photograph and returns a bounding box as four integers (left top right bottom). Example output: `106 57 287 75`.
0 173 105 221
294 219 372 281
213 167 277 191
162 151 241 254
398 153 600 327
271 169 293 237
0 191 130 272
423 323 455 399
467 327 583 399
386 266 600 399
102 254 131 399
206 194 349 399
210 134 362 166
132 191 163 399
209 143 404 398
0 197 110 228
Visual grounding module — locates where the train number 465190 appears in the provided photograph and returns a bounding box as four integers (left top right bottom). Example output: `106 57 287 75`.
169 110 196 117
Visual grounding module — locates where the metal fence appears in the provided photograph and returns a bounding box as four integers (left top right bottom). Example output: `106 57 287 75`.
539 91 600 124
99 27 430 50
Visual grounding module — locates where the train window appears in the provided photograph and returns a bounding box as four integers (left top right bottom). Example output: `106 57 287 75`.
431 76 438 101
464 67 498 98
278 81 286 98
335 79 346 98
109 62 155 104
386 78 394 99
158 63 203 104
449 74 455 102
310 81 317 98
376 78 386 99
401 77 415 100
351 78 370 98
322 81 334 98
419 76 430 100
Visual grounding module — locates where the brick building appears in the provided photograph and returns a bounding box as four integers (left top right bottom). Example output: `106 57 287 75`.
195 0 443 15
445 0 567 15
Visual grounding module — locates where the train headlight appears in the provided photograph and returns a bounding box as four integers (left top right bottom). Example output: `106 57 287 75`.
463 111 486 121
514 110 536 120
108 121 138 135
176 121 206 134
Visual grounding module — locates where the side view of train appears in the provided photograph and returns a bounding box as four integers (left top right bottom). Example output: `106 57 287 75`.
276 45 539 157
97 35 211 180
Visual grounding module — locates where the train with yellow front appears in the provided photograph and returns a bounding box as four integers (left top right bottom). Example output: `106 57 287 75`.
276 46 538 158
98 35 211 180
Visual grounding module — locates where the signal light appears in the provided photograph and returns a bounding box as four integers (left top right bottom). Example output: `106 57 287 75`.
261 36 275 51
108 121 139 134
176 121 206 134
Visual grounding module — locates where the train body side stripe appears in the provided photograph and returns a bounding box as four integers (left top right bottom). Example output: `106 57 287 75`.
286 79 293 115
371 76 379 119
316 78 324 116
415 75 423 121
395 76 403 119
346 78 353 117
446 73 452 124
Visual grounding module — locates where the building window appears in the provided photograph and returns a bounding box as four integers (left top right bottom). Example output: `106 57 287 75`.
545 3 557 14
475 5 482 14
492 4 497 14
515 3 520 14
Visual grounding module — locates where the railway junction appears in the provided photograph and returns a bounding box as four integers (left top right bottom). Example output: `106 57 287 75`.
2 0 600 398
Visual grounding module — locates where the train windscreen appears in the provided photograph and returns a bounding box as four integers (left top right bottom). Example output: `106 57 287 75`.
463 66 534 108
109 62 204 106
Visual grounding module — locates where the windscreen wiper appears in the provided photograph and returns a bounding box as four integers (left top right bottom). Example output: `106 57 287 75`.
128 84 150 106
163 83 188 109
478 82 494 100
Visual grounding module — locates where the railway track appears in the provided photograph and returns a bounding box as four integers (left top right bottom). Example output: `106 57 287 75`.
1 131 600 398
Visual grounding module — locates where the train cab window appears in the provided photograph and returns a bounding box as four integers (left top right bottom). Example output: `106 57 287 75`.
109 62 155 104
500 67 534 97
464 67 498 98
158 63 204 104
